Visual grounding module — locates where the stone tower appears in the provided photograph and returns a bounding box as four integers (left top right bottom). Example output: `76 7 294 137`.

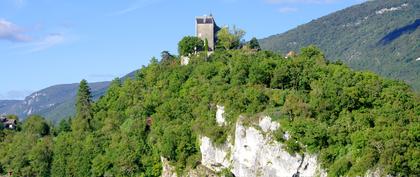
196 15 219 51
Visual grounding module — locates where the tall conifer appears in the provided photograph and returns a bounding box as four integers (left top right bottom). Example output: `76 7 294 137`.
72 79 92 132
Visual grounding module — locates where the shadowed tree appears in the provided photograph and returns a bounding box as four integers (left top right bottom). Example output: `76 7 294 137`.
249 37 261 51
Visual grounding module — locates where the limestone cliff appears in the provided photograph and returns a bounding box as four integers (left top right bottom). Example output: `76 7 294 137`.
200 116 325 177
162 105 386 177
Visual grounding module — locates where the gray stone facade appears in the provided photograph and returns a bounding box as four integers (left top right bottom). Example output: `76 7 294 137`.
196 15 219 51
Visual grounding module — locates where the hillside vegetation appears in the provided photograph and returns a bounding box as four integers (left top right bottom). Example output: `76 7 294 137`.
260 0 420 91
0 47 419 177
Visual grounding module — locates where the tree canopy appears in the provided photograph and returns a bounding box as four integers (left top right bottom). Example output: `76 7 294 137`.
249 37 261 51
216 26 245 50
178 36 204 56
0 46 418 177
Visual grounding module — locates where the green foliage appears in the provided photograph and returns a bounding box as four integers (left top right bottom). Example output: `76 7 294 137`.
22 115 51 137
249 37 261 51
216 26 245 50
0 45 418 176
72 79 93 132
57 118 71 134
178 36 204 56
204 38 209 52
0 116 53 177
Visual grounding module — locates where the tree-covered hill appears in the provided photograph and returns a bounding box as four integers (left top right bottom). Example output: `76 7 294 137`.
0 47 418 176
259 0 420 91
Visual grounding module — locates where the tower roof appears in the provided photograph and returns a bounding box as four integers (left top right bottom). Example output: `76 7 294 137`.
196 15 214 24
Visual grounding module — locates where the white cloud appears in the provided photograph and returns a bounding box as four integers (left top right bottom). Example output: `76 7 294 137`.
13 0 25 7
10 33 67 53
109 0 161 16
0 19 31 42
278 7 298 13
28 33 65 52
266 0 341 4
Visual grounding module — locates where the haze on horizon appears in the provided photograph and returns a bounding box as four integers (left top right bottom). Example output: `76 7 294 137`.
0 0 364 100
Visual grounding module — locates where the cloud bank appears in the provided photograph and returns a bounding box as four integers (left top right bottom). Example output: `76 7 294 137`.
1 19 68 53
0 19 31 42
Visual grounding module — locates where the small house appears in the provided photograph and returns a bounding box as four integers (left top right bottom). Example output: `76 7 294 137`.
0 115 17 130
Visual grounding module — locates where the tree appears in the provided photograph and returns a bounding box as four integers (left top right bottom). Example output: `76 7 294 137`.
249 37 261 51
178 36 204 56
216 26 245 50
300 45 324 59
160 51 174 64
57 118 71 134
72 79 93 132
22 115 50 137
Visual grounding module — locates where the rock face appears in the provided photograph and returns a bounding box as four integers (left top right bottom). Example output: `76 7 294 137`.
200 115 325 177
180 56 190 65
200 136 232 172
161 156 218 177
215 105 226 126
161 157 177 177
162 106 385 177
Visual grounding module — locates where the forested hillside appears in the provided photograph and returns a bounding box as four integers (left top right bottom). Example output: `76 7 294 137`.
0 71 137 123
0 46 418 176
260 0 420 90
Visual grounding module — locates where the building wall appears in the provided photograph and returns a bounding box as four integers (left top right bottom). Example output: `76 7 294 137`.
196 23 215 51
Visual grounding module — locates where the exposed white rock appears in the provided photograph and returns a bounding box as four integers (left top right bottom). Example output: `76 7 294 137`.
180 56 190 65
283 131 291 141
161 157 177 177
259 116 279 132
161 155 218 177
376 3 408 15
200 114 324 177
231 118 321 177
416 57 420 61
364 168 394 177
216 105 226 126
200 136 232 172
26 108 33 116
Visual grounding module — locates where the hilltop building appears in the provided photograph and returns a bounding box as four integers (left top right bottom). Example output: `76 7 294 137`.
195 15 220 51
0 115 17 130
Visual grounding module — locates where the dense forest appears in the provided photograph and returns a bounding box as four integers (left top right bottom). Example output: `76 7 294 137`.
0 44 419 176
260 0 420 91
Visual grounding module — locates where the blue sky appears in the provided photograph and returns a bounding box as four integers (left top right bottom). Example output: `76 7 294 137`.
0 0 364 100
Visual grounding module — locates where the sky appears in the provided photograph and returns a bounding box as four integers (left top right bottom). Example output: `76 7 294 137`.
0 0 365 100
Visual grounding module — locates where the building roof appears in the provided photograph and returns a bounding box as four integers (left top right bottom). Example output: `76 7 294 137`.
196 16 214 24
5 119 16 125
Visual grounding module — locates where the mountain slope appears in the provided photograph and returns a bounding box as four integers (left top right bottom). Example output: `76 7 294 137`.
0 71 137 123
260 0 420 90
0 82 110 123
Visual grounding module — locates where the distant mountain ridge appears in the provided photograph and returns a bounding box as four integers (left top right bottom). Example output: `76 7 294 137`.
0 82 110 123
260 0 420 90
0 71 136 123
